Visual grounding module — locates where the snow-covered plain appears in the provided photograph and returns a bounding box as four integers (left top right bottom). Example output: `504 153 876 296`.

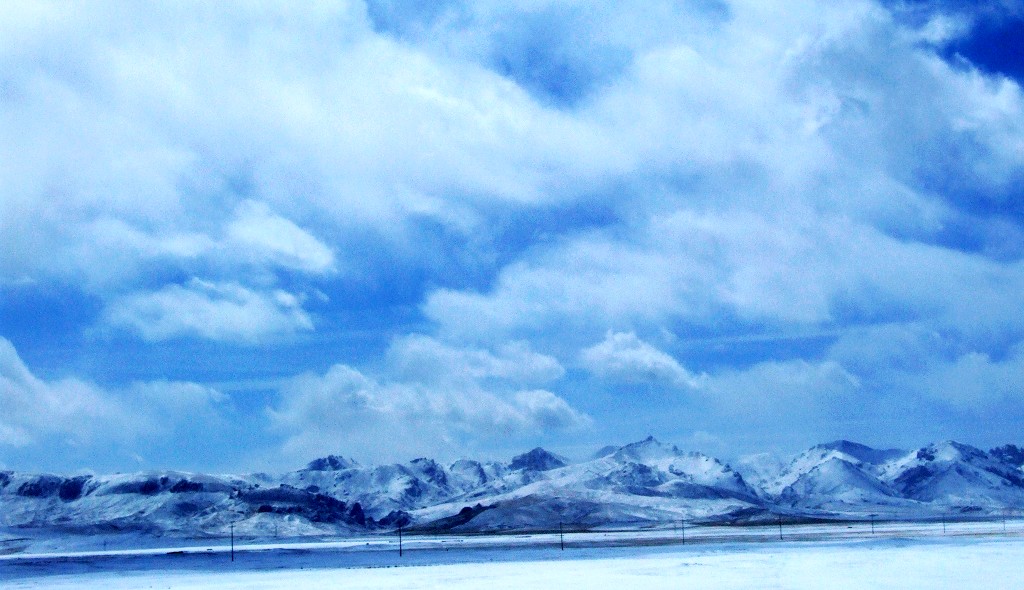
3 523 1023 589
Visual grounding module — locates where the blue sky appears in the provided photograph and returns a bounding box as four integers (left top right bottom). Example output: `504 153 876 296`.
2 0 1024 474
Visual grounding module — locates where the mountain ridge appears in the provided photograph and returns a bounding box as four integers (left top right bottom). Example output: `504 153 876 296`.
3 438 1023 539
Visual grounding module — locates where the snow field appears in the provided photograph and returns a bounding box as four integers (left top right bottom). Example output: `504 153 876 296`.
4 537 1024 590
4 516 1019 557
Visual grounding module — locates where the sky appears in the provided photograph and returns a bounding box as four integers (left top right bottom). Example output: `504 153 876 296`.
2 0 1024 474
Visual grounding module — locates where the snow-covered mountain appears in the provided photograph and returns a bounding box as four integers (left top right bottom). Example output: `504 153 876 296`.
880 441 1024 508
3 438 1024 540
767 440 908 513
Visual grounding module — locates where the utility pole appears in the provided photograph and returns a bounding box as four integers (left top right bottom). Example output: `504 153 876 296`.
870 515 875 535
777 516 783 541
559 521 564 551
681 519 685 545
230 522 234 562
398 525 403 557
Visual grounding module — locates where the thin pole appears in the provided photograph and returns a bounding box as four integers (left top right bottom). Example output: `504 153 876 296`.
777 516 783 541
398 525 403 557
681 519 685 545
230 522 234 562
942 515 946 535
559 521 564 551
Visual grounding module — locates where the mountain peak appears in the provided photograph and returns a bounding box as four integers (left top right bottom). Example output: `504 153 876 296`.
817 440 904 465
508 448 568 472
916 440 987 463
304 455 358 471
613 436 682 463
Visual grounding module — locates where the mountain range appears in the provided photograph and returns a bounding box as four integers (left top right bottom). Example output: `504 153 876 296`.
3 438 1024 539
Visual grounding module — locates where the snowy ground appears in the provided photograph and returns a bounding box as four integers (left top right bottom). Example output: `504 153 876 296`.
3 521 1022 588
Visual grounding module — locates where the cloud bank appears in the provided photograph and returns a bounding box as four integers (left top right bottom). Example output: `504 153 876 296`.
3 0 1024 470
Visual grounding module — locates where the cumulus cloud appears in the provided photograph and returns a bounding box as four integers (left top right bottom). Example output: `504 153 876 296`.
388 334 565 385
581 331 704 389
76 200 333 343
710 359 862 409
0 337 230 466
5 0 1024 467
103 279 313 343
427 206 1024 358
269 337 588 463
0 0 617 290
829 324 1024 410
224 200 336 275
416 0 1024 355
0 337 118 447
911 348 1024 408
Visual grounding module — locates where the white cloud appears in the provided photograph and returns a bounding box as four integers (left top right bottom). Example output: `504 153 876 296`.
5 0 1023 319
225 200 336 275
911 348 1024 408
75 201 333 343
581 331 704 389
427 203 1024 354
103 279 313 343
513 389 591 431
130 380 228 423
269 339 588 463
697 359 865 441
269 363 590 463
387 334 565 385
0 1 621 292
0 336 228 452
829 324 1024 410
0 337 117 447
76 201 336 281
4 1 1024 465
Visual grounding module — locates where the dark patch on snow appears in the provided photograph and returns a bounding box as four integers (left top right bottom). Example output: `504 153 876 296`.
703 506 776 524
450 459 489 487
414 504 492 532
509 448 568 472
304 455 356 471
348 502 366 526
410 458 449 486
58 476 92 502
981 464 1024 488
378 510 412 528
17 476 62 498
818 440 905 464
990 444 1024 467
893 465 933 496
238 485 371 526
172 501 202 516
603 462 664 491
169 479 204 493
110 478 167 496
